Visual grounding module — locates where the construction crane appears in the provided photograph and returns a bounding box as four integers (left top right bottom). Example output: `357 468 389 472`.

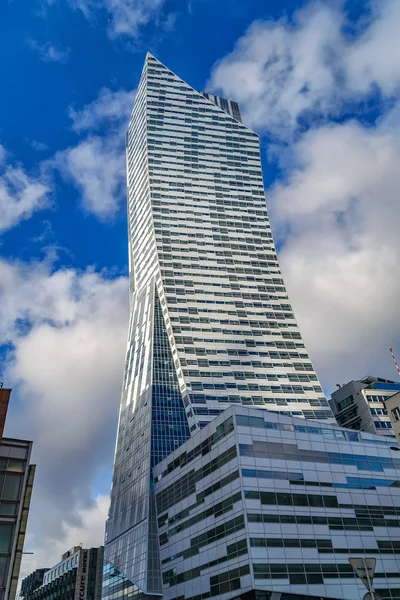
389 348 400 378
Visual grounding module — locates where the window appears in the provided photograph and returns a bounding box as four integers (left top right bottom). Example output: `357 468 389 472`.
2 474 21 500
375 421 393 429
0 502 17 515
392 407 400 422
7 459 24 473
0 557 7 578
0 524 13 552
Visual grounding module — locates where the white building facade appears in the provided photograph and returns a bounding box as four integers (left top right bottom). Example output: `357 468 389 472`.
154 406 400 600
125 53 333 430
330 377 400 439
384 392 400 445
102 54 347 600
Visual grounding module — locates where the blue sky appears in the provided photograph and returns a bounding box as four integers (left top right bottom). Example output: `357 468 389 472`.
1 0 400 577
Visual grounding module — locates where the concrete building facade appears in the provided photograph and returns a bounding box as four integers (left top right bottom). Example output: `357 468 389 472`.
384 391 400 445
330 377 400 439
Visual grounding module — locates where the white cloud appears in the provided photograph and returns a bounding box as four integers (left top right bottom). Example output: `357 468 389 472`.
67 0 164 39
268 118 400 390
21 495 108 579
53 136 126 218
69 87 135 133
208 0 400 137
102 0 164 38
53 86 134 219
26 139 48 152
0 145 50 233
0 145 6 165
27 38 70 64
0 257 128 571
346 0 400 96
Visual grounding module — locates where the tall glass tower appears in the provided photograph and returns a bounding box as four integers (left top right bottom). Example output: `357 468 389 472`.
102 54 334 600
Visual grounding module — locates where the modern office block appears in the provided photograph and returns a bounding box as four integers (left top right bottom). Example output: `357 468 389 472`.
103 53 338 599
153 406 400 600
21 546 104 600
330 376 400 438
385 391 400 445
19 569 49 599
0 437 35 600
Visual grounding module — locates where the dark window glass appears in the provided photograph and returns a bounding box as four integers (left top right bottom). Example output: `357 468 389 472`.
0 557 7 577
307 573 324 584
0 502 17 515
0 524 13 552
2 474 21 500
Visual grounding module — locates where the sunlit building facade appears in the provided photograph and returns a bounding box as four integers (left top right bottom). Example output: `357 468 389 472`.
102 54 340 600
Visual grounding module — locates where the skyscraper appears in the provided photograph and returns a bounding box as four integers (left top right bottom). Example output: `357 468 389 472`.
102 54 335 599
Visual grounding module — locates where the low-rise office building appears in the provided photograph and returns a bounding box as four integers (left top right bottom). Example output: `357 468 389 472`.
19 570 49 599
21 546 104 600
385 391 400 445
329 376 400 438
122 405 400 600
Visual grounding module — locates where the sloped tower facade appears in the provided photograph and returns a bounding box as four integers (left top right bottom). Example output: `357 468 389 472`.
102 54 335 600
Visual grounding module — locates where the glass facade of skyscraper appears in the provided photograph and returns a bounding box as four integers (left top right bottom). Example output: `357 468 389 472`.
127 53 333 428
102 54 345 600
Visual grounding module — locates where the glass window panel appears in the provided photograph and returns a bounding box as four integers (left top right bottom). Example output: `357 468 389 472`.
0 524 13 552
0 557 8 577
289 573 307 584
7 459 24 473
2 474 21 500
249 416 264 428
0 502 17 515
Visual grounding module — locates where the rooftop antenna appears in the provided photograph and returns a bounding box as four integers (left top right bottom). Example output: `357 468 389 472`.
389 348 400 378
